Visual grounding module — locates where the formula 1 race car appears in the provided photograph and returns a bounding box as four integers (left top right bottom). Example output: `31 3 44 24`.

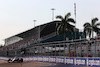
8 57 23 63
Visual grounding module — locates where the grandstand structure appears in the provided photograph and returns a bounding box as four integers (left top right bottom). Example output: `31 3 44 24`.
0 21 90 57
2 21 83 50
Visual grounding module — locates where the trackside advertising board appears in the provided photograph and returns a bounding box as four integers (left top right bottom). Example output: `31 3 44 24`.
33 56 38 61
23 56 38 62
43 56 49 62
0 57 8 60
88 58 100 67
56 57 65 64
49 57 56 63
75 58 87 66
37 56 43 62
65 58 74 65
2 56 100 67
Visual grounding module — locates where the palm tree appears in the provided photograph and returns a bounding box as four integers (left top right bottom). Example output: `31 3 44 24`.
56 12 75 57
83 17 100 38
56 12 75 40
83 17 100 57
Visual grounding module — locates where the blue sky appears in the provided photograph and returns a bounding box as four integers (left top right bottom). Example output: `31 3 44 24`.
0 0 100 45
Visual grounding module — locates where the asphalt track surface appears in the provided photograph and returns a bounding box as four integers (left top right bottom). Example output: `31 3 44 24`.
0 60 95 67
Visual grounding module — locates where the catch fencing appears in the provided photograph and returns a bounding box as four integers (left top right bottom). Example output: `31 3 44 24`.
0 38 100 57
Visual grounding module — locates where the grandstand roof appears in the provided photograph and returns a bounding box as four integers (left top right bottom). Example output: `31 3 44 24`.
5 21 59 40
5 20 77 40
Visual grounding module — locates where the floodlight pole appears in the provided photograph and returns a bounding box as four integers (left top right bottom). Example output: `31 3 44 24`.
74 3 76 40
74 3 77 57
33 20 36 27
51 8 55 21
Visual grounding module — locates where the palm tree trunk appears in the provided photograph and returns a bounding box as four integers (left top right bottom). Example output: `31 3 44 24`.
69 44 70 57
92 30 94 38
74 43 76 57
64 31 66 41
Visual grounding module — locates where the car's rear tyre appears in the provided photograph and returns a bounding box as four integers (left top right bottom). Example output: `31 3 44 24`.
8 59 11 63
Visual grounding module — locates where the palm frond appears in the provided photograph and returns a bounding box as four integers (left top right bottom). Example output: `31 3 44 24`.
64 12 71 20
83 27 92 38
57 24 64 35
83 22 91 27
95 23 100 27
93 27 100 33
56 15 63 20
57 24 61 35
56 22 61 28
67 23 75 34
92 17 98 26
67 18 75 24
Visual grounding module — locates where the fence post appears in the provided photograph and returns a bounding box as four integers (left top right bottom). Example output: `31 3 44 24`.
87 57 88 66
95 37 96 57
55 45 56 56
